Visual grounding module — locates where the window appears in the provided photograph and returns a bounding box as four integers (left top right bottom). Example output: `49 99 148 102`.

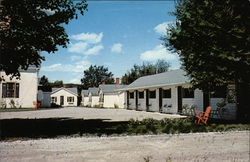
182 88 194 98
129 92 134 99
139 91 144 99
163 89 171 98
51 97 57 103
210 87 226 98
67 97 74 102
2 83 19 98
149 90 156 98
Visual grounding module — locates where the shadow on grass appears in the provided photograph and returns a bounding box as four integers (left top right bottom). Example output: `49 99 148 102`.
0 118 129 140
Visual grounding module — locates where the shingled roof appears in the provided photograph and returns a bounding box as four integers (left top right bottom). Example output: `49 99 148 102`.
120 69 190 91
81 90 88 97
88 87 99 96
51 87 78 96
99 84 127 94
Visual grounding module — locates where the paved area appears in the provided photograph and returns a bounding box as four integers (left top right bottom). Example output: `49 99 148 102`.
0 131 249 162
0 107 184 121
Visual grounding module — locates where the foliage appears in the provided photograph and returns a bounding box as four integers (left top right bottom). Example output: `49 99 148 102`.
1 117 249 140
0 0 88 77
122 60 170 84
50 103 61 108
81 65 114 89
163 0 250 91
162 0 250 120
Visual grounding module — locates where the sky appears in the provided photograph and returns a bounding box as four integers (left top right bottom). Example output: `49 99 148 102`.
40 1 180 84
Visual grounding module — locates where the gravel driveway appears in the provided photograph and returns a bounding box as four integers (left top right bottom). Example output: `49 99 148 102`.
0 131 249 162
0 107 184 121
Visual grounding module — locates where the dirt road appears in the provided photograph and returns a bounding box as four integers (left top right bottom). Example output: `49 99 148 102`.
0 131 249 162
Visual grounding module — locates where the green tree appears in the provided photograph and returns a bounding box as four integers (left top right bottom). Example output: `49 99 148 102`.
81 65 114 89
122 60 170 84
0 0 87 77
163 0 250 120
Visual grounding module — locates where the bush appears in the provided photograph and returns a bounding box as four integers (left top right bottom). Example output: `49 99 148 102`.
50 103 61 108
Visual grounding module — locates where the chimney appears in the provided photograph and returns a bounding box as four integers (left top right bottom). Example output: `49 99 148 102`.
115 78 120 85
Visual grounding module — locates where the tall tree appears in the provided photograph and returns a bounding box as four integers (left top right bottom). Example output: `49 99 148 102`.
163 0 250 120
0 0 87 77
122 60 170 84
81 65 114 89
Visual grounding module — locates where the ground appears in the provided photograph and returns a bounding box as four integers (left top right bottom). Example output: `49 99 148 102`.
0 131 249 162
0 107 184 121
0 107 249 162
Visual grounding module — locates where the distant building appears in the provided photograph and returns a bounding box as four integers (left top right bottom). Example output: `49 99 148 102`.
119 69 237 120
51 87 78 106
99 84 127 108
88 87 99 107
0 66 39 108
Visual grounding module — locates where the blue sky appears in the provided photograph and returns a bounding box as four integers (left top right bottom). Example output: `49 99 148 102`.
40 1 180 83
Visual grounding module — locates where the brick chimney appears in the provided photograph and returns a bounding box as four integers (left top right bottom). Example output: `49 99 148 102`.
115 78 120 85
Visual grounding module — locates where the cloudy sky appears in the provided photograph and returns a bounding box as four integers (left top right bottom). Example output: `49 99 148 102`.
40 1 180 83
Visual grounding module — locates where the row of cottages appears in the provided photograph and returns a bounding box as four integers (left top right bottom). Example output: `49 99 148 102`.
120 69 237 119
0 66 39 108
50 87 78 106
81 84 127 108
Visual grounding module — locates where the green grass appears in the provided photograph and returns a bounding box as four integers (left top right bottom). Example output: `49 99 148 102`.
0 117 249 140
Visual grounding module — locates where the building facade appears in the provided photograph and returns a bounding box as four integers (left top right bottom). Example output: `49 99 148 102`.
0 67 39 108
120 69 236 119
51 88 78 106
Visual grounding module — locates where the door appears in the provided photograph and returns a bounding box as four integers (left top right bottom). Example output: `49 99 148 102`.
146 89 149 111
177 86 182 113
159 88 163 112
60 96 64 106
135 90 138 110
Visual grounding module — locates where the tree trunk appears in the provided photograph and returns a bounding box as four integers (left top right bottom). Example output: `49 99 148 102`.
236 80 250 123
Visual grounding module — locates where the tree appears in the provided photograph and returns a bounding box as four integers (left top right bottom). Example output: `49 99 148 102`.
0 0 87 77
122 60 170 84
81 65 114 89
163 0 250 120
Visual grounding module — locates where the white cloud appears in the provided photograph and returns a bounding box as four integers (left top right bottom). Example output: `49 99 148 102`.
71 32 103 44
68 42 88 54
85 45 104 55
111 43 123 53
41 64 62 71
68 32 104 55
41 60 91 73
140 45 177 62
154 22 173 35
70 55 82 61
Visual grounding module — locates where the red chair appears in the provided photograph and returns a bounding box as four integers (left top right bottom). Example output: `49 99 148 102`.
195 106 212 125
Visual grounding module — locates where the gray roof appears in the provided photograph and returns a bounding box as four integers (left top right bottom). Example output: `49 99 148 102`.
120 69 190 91
88 87 99 96
81 90 88 96
51 87 78 96
99 84 127 94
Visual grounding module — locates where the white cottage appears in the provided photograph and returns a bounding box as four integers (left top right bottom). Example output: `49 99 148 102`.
99 84 127 108
51 87 78 106
0 67 39 108
120 69 236 119
81 89 89 106
88 87 99 107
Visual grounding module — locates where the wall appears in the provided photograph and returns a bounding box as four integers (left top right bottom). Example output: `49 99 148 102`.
38 90 51 107
128 91 136 110
137 90 146 111
148 88 159 112
162 86 178 114
103 94 117 108
118 92 125 108
51 89 77 106
91 96 99 107
0 71 38 108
